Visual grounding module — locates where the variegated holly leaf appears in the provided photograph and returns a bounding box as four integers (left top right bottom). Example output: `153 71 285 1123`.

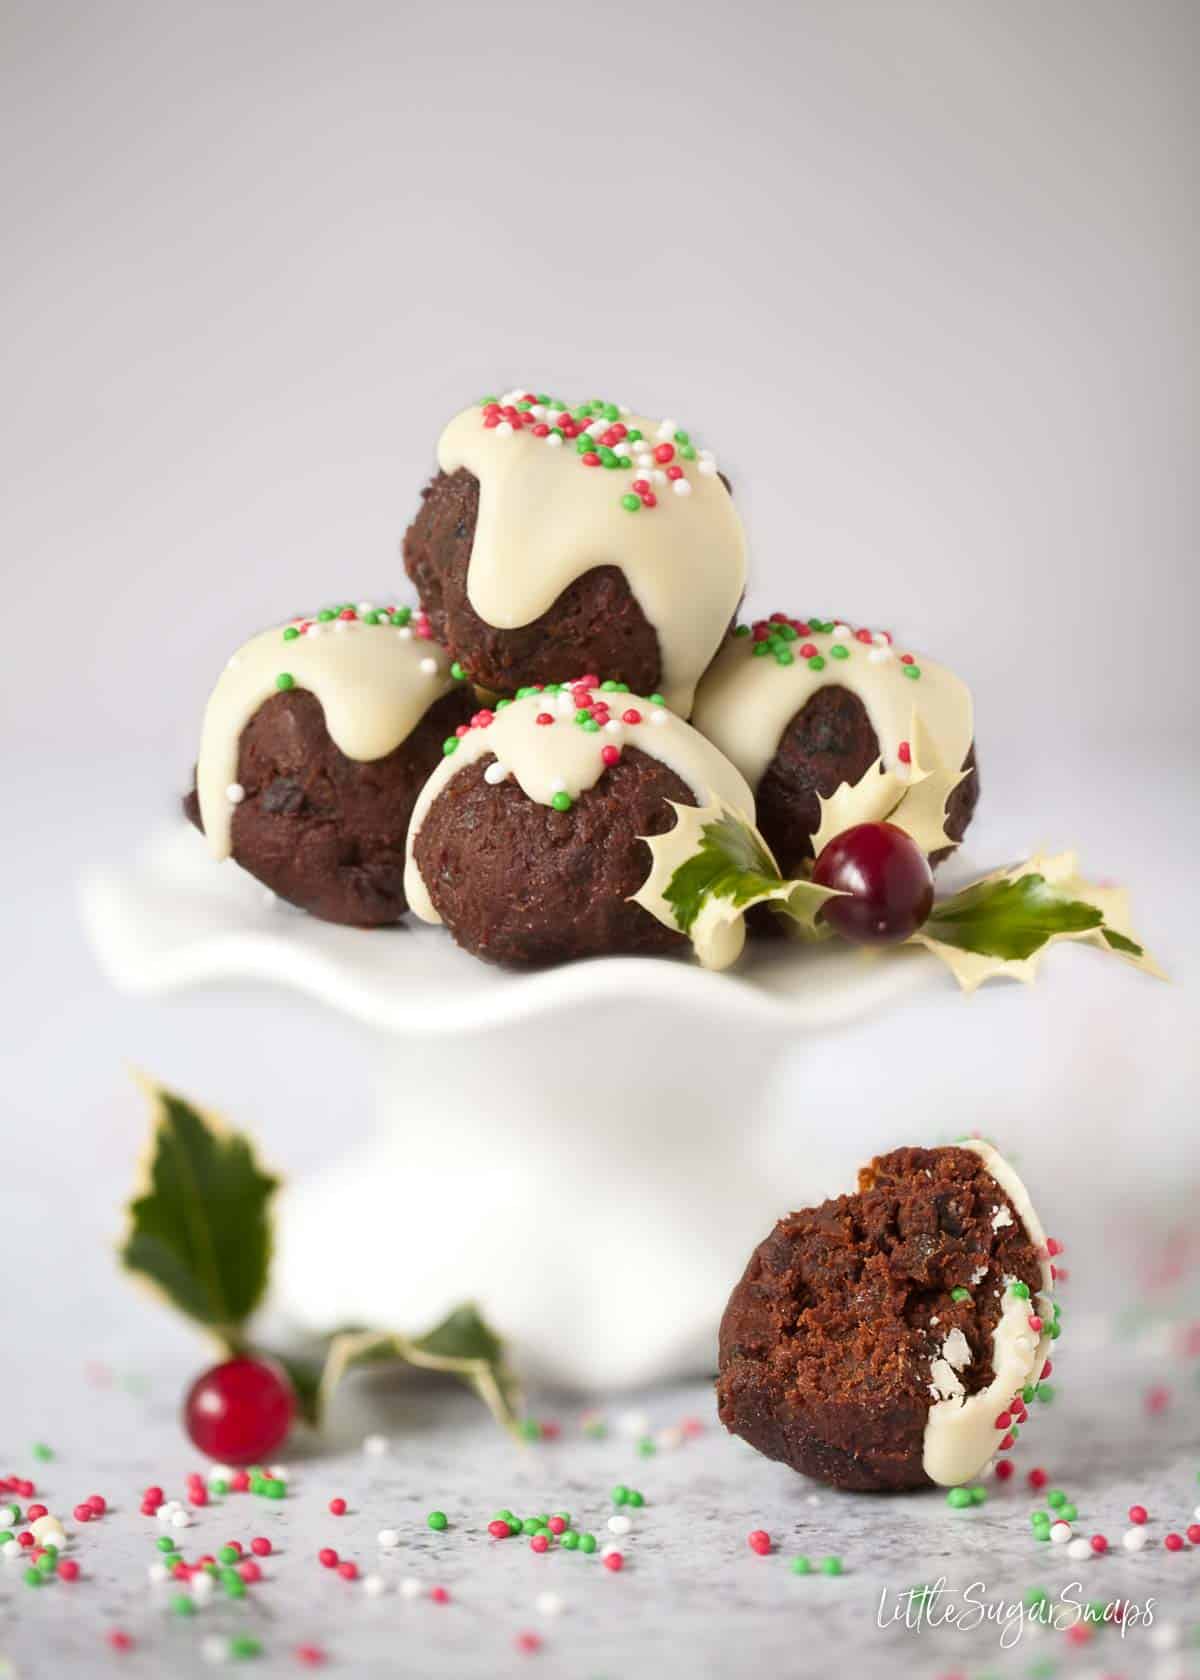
635 802 841 969
811 714 970 860
911 851 1164 992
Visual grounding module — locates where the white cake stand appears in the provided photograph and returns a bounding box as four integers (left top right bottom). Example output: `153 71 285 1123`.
80 824 969 1388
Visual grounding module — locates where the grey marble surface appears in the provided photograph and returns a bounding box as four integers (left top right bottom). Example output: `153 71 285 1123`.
0 1329 1198 1680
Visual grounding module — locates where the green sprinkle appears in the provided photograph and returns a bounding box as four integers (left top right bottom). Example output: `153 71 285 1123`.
1031 1511 1050 1529
1025 1586 1049 1608
31 1443 53 1462
1022 1385 1037 1404
521 1519 540 1536
275 672 295 691
36 1552 55 1574
774 650 794 665
230 1635 262 1659
222 1572 246 1598
830 643 849 660
551 792 572 813
427 1511 448 1532
970 1486 987 1505
621 493 641 512
612 1486 629 1506
807 655 826 671
24 1567 43 1587
674 430 690 445
601 681 619 692
1084 1599 1108 1624
157 1535 177 1553
637 1436 656 1457
578 1534 597 1554
560 1530 579 1550
171 1592 195 1615
777 623 798 640
626 1490 644 1508
752 641 771 658
363 611 379 625
947 1487 973 1508
951 1287 971 1302
733 624 751 637
581 718 599 733
263 1479 286 1498
0 1532 12 1546
442 737 459 756
1046 1489 1067 1508
903 663 921 679
819 1556 843 1576
450 660 465 680
317 609 334 622
210 1477 228 1495
219 1544 240 1564
1059 1502 1077 1522
1038 1383 1055 1402
1009 1280 1031 1299
679 443 696 460
790 1555 812 1574
626 430 643 443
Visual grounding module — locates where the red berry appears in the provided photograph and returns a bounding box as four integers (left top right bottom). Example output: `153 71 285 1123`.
329 1498 347 1516
57 1559 80 1581
318 1548 338 1568
811 822 934 945
1129 1504 1148 1524
183 1358 294 1466
251 1536 271 1556
603 1551 624 1572
337 1560 358 1580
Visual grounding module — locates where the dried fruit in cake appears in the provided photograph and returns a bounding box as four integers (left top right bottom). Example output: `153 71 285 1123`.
692 615 978 877
183 602 472 926
716 1141 1057 1491
404 677 755 966
402 389 747 716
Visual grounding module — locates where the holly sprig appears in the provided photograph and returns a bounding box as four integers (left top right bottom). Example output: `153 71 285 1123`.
120 1081 520 1433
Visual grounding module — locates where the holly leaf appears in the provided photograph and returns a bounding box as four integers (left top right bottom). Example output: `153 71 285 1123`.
120 1080 279 1349
634 801 841 969
912 852 1164 992
811 715 969 861
313 1303 521 1437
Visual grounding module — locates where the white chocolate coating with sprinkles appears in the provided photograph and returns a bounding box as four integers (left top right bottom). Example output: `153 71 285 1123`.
692 622 974 788
197 615 458 861
437 399 747 717
403 687 755 929
921 1140 1055 1487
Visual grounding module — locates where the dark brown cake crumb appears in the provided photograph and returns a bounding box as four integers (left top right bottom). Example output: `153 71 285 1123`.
402 468 665 697
411 746 693 966
184 685 473 927
755 686 979 877
716 1146 1042 1491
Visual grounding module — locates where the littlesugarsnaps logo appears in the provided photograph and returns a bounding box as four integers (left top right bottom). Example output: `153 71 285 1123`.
877 1579 1156 1649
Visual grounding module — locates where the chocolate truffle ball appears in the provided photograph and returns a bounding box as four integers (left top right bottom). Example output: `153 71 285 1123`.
717 1142 1056 1492
404 680 755 967
185 603 472 927
402 389 747 716
692 616 979 877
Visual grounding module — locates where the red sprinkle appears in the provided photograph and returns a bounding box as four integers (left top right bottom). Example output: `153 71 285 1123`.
897 741 911 765
144 1486 164 1505
26 1504 47 1521
318 1548 339 1569
547 1517 567 1535
1129 1504 1148 1524
250 1537 272 1557
622 709 642 725
1146 1386 1171 1415
230 1471 251 1493
329 1498 347 1516
536 712 554 726
57 1559 80 1581
17 1532 34 1547
516 1632 542 1653
1164 1532 1185 1551
748 1530 771 1555
107 1631 134 1652
1188 1525 1200 1545
224 1540 243 1556
295 1647 326 1668
994 1460 1015 1482
488 1520 511 1539
337 1560 358 1581
430 1586 450 1604
603 1551 624 1572
1090 1534 1108 1554
600 745 621 767
239 1560 262 1582
530 1534 549 1554
73 1504 92 1523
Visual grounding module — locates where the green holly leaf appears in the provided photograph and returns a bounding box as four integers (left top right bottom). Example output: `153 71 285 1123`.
120 1081 279 1349
313 1303 521 1436
923 873 1103 960
662 807 784 932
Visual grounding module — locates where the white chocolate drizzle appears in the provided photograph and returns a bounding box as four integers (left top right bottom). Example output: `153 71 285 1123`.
436 394 747 717
403 684 754 942
692 619 974 790
921 1139 1055 1487
196 609 459 860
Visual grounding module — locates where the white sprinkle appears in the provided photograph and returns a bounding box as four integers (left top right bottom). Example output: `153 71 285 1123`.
833 624 851 639
672 478 692 497
550 777 567 795
545 432 563 448
529 405 545 420
650 710 669 726
201 1633 228 1663
358 602 375 615
697 459 718 476
806 1494 822 1506
1194 1504 1200 1521
867 646 893 663
400 1577 422 1600
334 618 352 633
1150 1622 1182 1651
147 1561 169 1583
657 419 676 440
604 720 623 737
225 782 245 805
872 631 890 645
617 1409 649 1437
192 1570 214 1603
1 1539 21 1559
497 421 514 437
171 1509 192 1529
1066 1537 1092 1562
652 468 667 485
483 761 509 785
607 1514 632 1535
0 1505 18 1526
586 420 606 437
1122 1526 1149 1551
209 1465 235 1481
267 1464 290 1482
377 1528 401 1549
363 1572 387 1597
656 1425 684 1450
535 1590 563 1616
419 656 438 674
1050 1521 1072 1543
395 627 413 641
307 622 324 637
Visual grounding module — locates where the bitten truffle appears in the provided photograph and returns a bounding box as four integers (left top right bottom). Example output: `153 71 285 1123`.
185 602 472 927
717 1141 1057 1492
402 388 747 716
692 615 978 876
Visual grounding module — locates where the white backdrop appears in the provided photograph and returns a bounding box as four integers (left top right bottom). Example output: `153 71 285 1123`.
1 0 1196 1375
